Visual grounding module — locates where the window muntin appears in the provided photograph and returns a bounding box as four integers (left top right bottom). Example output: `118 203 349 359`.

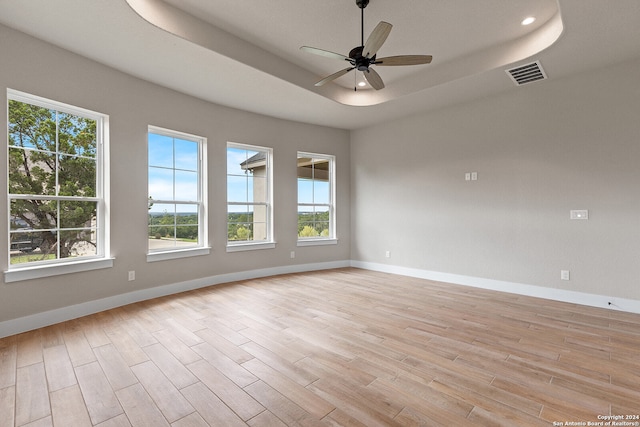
227 143 272 245
7 90 107 268
148 127 205 253
297 153 335 240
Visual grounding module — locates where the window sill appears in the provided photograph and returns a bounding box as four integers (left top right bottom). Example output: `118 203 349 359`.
226 242 276 253
297 238 338 247
147 247 210 263
4 257 115 283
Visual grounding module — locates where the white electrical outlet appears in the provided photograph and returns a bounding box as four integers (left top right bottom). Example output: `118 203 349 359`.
560 270 570 281
465 173 471 181
290 251 295 259
385 251 391 258
471 172 478 181
570 210 588 220
128 271 135 281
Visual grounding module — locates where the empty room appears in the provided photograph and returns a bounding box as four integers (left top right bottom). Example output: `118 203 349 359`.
1 0 640 426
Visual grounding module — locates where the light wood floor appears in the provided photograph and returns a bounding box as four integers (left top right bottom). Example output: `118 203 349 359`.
1 268 639 426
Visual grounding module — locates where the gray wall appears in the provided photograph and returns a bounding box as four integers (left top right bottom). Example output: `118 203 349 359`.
0 25 350 323
351 57 640 301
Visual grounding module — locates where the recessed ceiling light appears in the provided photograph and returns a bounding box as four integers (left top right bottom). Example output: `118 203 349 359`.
521 16 536 26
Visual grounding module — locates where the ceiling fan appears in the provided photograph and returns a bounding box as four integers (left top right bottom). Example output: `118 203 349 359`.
300 0 432 90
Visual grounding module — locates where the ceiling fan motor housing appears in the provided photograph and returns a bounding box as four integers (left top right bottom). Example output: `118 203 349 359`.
348 46 375 71
356 0 369 9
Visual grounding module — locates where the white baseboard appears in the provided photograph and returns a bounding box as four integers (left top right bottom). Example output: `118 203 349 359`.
0 260 350 339
350 261 640 315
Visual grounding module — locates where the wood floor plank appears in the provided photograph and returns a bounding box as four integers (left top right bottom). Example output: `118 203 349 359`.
179 381 247 427
142 343 198 390
75 361 124 425
131 360 195 423
16 330 43 368
246 410 288 427
0 386 16 427
42 344 76 392
170 412 210 427
152 329 202 366
15 362 50 426
2 268 639 426
241 341 318 387
105 326 150 367
63 330 97 367
186 359 263 421
94 414 132 427
93 344 138 391
191 341 257 388
0 337 17 389
116 383 170 427
50 384 92 427
242 358 335 419
244 380 313 426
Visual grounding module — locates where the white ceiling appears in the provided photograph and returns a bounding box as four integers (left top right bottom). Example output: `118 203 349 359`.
0 0 639 130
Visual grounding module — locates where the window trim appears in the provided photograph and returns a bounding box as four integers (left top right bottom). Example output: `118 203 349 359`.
297 151 336 244
147 125 208 259
226 142 274 251
5 89 111 281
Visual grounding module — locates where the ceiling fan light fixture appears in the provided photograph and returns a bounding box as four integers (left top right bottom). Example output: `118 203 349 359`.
521 16 536 26
358 81 367 87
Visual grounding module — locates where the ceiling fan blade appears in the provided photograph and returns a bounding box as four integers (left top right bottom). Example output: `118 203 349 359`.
300 46 350 62
363 68 385 90
363 21 392 58
375 55 433 66
315 67 355 86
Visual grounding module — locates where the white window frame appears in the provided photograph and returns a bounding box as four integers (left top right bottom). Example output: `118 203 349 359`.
147 126 209 262
297 151 337 246
5 89 112 283
226 142 274 252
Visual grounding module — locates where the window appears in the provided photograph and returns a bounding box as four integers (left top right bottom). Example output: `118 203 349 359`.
148 126 207 259
297 152 336 244
6 90 110 277
226 143 273 250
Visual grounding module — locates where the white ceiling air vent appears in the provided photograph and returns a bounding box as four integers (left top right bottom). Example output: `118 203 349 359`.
506 61 547 86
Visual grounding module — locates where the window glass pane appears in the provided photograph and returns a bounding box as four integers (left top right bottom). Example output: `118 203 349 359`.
59 154 97 197
60 228 97 258
313 180 330 204
9 147 57 196
174 138 198 171
227 175 248 203
227 204 253 241
8 101 56 151
252 176 267 203
148 133 174 168
148 167 174 201
227 147 248 176
297 178 313 204
58 112 97 157
174 170 198 201
10 229 56 265
60 200 97 229
252 204 268 241
10 199 57 230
